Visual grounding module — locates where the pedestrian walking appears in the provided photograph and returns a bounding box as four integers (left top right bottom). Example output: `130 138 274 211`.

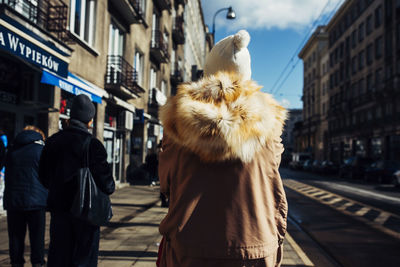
157 30 288 267
3 126 47 267
39 94 115 267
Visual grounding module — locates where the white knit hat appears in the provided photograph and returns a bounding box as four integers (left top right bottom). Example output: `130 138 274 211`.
204 30 251 80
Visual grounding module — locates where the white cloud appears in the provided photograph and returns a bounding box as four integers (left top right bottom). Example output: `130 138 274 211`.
279 99 291 108
201 0 344 31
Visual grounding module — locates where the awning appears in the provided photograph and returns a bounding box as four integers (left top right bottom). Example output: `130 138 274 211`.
110 95 136 114
40 70 105 104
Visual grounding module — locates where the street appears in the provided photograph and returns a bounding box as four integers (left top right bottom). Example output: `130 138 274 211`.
281 168 400 267
0 170 399 266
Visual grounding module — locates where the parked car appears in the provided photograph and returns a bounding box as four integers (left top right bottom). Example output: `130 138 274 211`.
311 160 321 172
289 153 312 170
302 159 314 171
318 160 339 175
364 160 400 184
393 170 400 187
339 156 374 179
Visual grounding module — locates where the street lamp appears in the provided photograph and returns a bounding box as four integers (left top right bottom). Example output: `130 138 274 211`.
212 6 236 39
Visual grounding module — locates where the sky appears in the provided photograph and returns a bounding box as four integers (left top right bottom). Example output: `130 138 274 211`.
200 0 345 109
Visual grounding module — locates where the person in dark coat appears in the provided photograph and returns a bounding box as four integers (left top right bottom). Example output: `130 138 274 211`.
3 126 47 267
39 94 115 267
0 130 6 169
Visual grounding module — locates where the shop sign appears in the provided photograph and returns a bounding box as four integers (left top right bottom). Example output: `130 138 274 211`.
0 24 68 77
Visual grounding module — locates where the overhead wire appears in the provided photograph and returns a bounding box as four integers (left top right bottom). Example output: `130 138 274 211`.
270 0 345 96
268 0 333 94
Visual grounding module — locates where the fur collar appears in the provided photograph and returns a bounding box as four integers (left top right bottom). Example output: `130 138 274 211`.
160 72 287 163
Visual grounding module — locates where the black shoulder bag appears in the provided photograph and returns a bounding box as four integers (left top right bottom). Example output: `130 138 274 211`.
70 137 113 226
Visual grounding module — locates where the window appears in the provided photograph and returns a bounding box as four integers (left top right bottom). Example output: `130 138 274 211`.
352 30 357 48
367 74 373 91
375 5 382 28
139 0 147 17
108 22 124 56
134 51 144 87
149 67 157 102
70 0 96 46
358 23 364 42
161 80 167 96
150 67 157 89
171 49 176 74
367 43 373 65
359 79 365 95
375 36 383 58
385 33 393 58
366 15 373 35
352 56 357 74
375 68 382 90
358 50 364 70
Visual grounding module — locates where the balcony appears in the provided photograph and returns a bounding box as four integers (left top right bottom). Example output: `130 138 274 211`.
111 0 145 25
170 63 184 89
0 0 71 42
175 0 187 5
150 30 169 63
153 0 171 10
105 55 145 99
172 16 185 44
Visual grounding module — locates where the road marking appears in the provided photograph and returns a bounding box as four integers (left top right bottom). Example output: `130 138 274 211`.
337 202 353 210
313 181 400 204
355 207 370 216
324 198 343 204
285 233 314 266
283 179 400 240
374 212 391 225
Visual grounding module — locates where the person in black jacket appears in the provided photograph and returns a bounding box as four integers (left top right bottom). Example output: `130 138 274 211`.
39 94 115 267
3 126 47 267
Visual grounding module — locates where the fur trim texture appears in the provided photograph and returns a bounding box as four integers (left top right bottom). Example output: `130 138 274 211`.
159 72 287 163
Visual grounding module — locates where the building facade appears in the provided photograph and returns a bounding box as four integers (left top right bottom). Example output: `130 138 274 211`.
326 0 400 163
0 0 209 186
298 26 329 161
282 109 303 165
296 0 400 163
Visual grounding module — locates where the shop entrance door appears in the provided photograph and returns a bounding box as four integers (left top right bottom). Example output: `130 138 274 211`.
114 132 124 183
104 128 124 182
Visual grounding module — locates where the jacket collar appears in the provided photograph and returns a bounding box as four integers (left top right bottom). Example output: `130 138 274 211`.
67 119 91 135
160 72 287 163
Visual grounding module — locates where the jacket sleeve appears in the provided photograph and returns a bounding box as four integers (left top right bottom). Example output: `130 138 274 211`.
89 138 115 195
158 136 172 197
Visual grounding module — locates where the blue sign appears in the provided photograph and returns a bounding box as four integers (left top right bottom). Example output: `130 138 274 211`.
41 70 102 104
0 24 68 77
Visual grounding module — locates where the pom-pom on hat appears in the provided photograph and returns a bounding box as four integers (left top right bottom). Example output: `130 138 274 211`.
204 30 251 80
70 94 96 123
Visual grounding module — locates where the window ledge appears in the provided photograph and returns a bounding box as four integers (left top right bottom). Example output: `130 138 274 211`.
69 31 100 56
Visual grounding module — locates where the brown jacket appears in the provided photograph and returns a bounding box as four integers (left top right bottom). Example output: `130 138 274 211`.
158 72 288 267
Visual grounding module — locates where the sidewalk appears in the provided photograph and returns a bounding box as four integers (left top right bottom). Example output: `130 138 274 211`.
0 185 313 267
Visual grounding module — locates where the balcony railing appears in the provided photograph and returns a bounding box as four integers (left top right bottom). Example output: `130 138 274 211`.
170 63 183 88
105 55 145 97
153 0 171 10
172 15 184 44
151 30 169 63
112 0 146 24
175 0 187 5
1 0 70 42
